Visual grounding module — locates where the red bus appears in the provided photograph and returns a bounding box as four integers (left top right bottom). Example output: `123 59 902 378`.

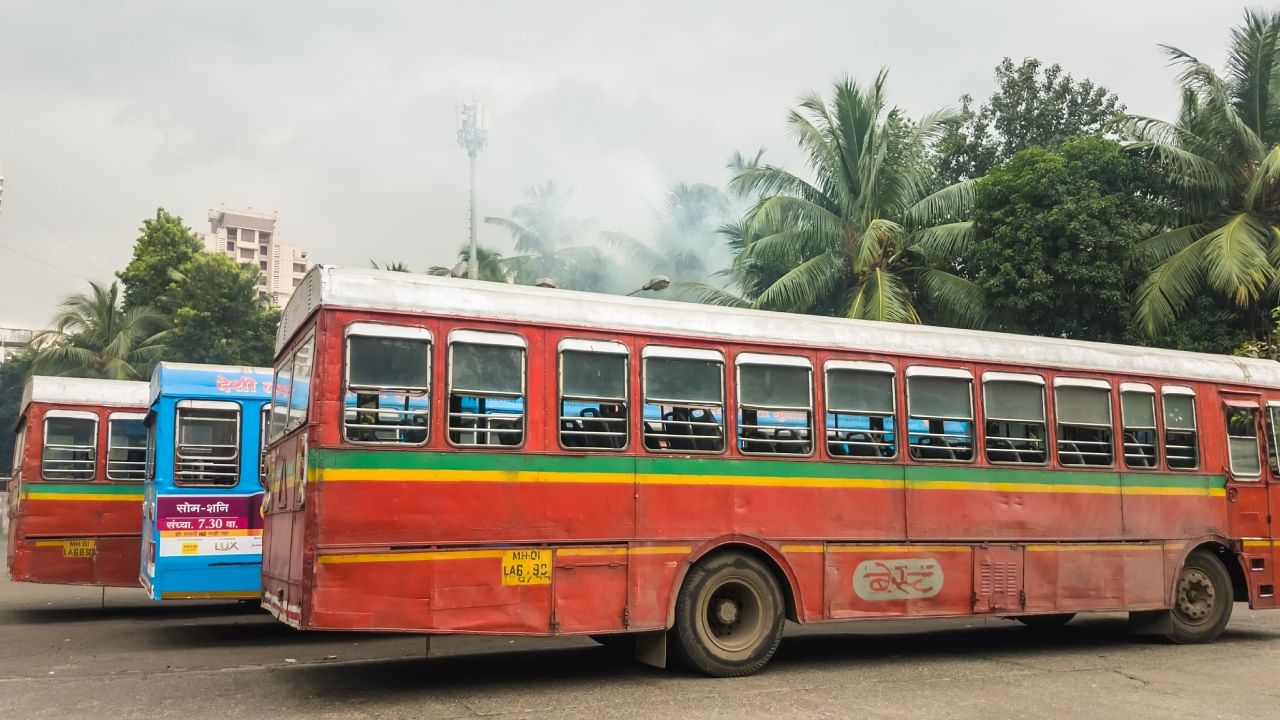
7 377 150 587
262 266 1279 676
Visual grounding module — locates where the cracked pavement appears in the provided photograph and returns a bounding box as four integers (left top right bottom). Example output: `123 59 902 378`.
3 555 1279 720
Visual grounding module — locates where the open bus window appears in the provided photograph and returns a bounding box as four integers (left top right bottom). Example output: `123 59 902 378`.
826 362 896 459
42 413 97 481
737 353 812 456
982 374 1046 465
271 353 293 443
906 367 973 462
642 348 725 453
1055 380 1114 467
559 340 628 451
1120 385 1159 469
448 331 525 447
1162 387 1198 470
344 325 431 445
1225 405 1261 477
175 402 241 487
106 413 148 481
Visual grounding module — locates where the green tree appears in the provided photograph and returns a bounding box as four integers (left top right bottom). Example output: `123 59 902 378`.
29 280 168 379
116 208 203 310
935 58 1123 184
1125 9 1280 339
370 260 411 272
485 182 609 291
163 253 279 366
966 137 1158 341
427 244 510 282
608 183 733 285
725 72 984 326
0 351 34 475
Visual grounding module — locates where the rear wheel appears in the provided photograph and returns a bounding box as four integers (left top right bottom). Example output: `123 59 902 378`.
1167 550 1233 644
672 552 785 677
1015 613 1075 629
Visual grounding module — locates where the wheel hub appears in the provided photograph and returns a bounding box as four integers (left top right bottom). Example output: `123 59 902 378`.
714 598 740 626
1176 569 1216 622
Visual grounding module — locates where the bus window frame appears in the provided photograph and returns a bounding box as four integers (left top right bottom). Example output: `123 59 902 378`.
446 329 528 450
1224 398 1263 479
174 399 242 489
823 359 898 462
1119 382 1160 470
981 371 1048 466
905 365 975 464
641 345 727 455
735 352 814 458
41 409 99 482
342 323 432 447
557 338 630 453
1053 376 1116 469
105 411 149 482
1162 385 1200 471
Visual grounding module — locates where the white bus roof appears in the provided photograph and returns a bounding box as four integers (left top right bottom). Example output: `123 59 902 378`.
20 376 151 417
277 265 1280 390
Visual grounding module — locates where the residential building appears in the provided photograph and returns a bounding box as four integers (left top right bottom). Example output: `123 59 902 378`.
202 207 311 307
0 327 33 365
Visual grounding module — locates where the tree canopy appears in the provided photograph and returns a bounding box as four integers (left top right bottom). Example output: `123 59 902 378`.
29 280 168 379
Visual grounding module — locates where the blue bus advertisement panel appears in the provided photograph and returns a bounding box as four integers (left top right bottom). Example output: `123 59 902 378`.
140 363 272 600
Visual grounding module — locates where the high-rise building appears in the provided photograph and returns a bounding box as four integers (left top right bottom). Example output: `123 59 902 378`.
202 207 311 307
0 327 33 366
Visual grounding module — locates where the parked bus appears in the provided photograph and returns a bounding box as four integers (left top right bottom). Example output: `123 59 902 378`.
139 362 272 600
7 377 150 587
262 266 1279 677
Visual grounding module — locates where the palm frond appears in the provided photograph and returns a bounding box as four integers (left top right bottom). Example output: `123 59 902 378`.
916 268 987 328
846 267 919 324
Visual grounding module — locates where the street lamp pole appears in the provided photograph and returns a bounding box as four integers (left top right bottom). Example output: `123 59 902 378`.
456 102 489 281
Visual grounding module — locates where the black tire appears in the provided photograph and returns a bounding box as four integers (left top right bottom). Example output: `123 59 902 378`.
671 552 786 678
1014 613 1075 629
1167 549 1234 644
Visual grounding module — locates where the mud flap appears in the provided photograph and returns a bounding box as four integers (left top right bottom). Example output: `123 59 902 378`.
633 630 667 669
1128 609 1173 635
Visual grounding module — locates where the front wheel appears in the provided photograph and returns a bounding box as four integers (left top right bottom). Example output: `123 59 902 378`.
1167 550 1234 644
672 552 786 677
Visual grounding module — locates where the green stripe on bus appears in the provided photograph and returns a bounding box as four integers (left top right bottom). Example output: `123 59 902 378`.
22 483 146 495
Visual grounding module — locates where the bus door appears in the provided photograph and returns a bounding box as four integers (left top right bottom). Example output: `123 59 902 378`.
1222 393 1275 607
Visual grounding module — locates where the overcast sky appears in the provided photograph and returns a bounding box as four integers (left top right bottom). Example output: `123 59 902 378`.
0 1 1251 328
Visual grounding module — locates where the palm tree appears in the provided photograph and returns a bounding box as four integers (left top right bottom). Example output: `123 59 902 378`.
720 72 984 325
484 182 608 291
607 182 733 284
1125 9 1280 337
30 280 168 380
369 260 411 272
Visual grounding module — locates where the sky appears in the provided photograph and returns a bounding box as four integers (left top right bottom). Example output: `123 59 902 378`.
0 0 1252 329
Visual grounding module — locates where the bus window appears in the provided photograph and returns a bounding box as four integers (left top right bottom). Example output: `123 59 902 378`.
344 324 430 445
42 412 98 481
12 425 25 476
736 353 812 456
825 361 896 460
906 367 973 462
271 353 293 443
448 330 526 447
1267 403 1280 474
558 340 628 451
982 373 1046 465
106 413 148 481
288 336 315 432
1055 379 1114 467
1225 405 1261 477
175 401 241 487
642 346 724 453
1120 384 1159 469
1163 386 1199 470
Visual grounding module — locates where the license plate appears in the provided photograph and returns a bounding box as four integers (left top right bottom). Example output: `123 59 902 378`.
501 549 552 586
64 539 95 558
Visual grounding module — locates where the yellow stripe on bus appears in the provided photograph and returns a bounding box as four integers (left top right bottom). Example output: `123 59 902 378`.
1027 544 1164 552
319 545 693 565
23 493 143 502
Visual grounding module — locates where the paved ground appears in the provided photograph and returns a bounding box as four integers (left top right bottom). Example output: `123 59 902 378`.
3 558 1280 720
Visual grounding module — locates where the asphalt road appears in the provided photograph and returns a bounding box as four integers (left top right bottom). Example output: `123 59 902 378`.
3 557 1280 720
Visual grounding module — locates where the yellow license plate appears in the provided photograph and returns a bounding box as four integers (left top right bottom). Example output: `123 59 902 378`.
64 539 95 558
501 549 552 586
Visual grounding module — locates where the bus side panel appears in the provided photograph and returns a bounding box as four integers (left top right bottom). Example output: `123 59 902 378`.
904 467 1123 541
821 545 973 618
1023 543 1166 613
263 433 302 625
1119 477 1227 540
8 534 141 587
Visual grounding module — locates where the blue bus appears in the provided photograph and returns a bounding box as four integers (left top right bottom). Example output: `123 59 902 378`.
140 362 273 600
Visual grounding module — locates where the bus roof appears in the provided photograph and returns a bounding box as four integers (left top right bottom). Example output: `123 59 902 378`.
148 362 273 405
20 376 150 418
279 265 1280 389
